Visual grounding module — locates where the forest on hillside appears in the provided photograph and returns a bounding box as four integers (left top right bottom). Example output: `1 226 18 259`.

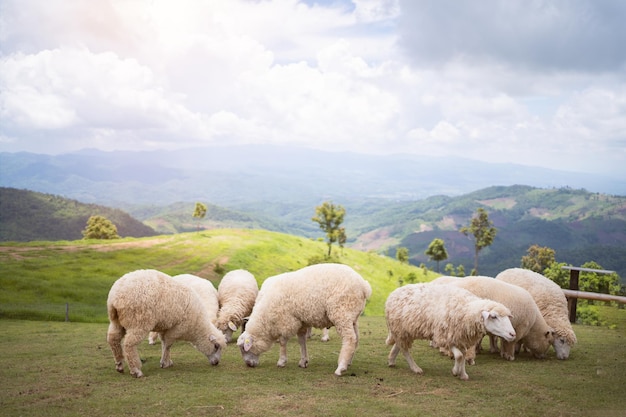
0 187 157 241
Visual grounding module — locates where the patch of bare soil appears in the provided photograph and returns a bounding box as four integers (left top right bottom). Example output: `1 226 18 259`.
0 237 172 259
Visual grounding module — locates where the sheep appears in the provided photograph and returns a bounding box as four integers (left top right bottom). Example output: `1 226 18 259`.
432 276 555 360
237 263 372 376
385 283 516 380
106 269 226 378
496 268 577 360
148 273 219 345
216 269 259 343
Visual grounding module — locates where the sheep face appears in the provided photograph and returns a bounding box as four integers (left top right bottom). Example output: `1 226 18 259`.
236 331 271 367
196 334 225 366
220 321 238 343
553 336 572 360
482 310 516 342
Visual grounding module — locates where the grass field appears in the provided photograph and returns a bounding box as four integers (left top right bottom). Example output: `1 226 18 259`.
1 309 625 417
0 230 436 321
1 230 625 416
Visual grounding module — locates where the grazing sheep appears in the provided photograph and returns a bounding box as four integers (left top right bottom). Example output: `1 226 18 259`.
216 269 259 343
107 269 226 378
385 283 516 380
496 268 577 359
237 263 372 376
432 276 555 360
148 273 219 345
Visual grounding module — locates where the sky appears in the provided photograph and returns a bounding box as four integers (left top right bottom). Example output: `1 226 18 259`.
1 0 625 176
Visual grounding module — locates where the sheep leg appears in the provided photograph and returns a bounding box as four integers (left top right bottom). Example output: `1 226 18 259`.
277 336 288 368
334 321 358 376
500 340 516 361
297 327 309 368
321 327 330 342
159 334 175 368
388 343 400 367
107 322 125 373
122 329 148 378
451 346 469 380
466 344 476 366
148 331 159 345
489 335 499 353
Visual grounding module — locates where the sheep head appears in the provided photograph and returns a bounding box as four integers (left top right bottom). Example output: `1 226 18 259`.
482 308 516 342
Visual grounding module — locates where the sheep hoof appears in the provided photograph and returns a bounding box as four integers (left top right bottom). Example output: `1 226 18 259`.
160 360 174 368
459 374 469 381
334 366 347 376
277 361 286 368
298 359 309 368
130 370 144 378
115 362 124 373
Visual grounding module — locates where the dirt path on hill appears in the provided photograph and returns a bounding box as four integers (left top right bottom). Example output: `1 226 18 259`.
0 237 173 259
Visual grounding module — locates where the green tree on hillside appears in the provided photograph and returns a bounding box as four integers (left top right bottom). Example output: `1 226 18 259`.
460 208 497 275
396 247 409 264
521 244 556 273
193 202 207 231
579 261 621 297
425 238 448 273
312 201 346 257
543 262 570 288
82 215 120 239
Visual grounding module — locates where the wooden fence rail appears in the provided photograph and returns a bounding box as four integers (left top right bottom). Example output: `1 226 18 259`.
561 289 626 304
561 266 622 323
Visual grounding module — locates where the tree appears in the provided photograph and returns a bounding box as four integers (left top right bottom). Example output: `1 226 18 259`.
521 244 556 273
396 247 409 264
460 207 497 275
579 261 621 297
542 262 570 288
338 227 347 254
425 238 448 273
311 201 346 257
193 202 207 231
82 215 120 239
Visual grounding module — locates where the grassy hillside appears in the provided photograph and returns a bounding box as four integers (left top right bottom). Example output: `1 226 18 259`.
0 187 158 241
348 186 626 279
0 229 436 322
129 201 286 235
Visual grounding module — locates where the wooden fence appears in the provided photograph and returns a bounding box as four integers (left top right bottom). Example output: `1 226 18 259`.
562 266 625 323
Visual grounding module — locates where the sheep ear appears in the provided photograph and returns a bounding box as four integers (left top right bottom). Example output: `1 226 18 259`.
228 321 238 331
481 311 489 322
243 336 253 352
209 334 216 342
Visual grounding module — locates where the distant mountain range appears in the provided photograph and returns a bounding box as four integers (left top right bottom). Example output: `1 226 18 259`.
1 146 624 208
1 146 625 279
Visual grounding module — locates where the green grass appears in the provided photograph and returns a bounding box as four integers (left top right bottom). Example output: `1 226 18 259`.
0 230 435 321
1 308 625 417
1 230 625 416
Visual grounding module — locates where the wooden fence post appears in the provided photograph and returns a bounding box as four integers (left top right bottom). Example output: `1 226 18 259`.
568 269 579 323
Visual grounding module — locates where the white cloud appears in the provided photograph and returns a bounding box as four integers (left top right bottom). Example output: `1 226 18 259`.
0 0 624 177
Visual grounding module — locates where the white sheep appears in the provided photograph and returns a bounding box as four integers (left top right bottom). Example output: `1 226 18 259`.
237 263 372 376
496 268 577 359
432 276 555 361
385 283 516 380
106 269 226 378
216 269 259 343
148 273 219 345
